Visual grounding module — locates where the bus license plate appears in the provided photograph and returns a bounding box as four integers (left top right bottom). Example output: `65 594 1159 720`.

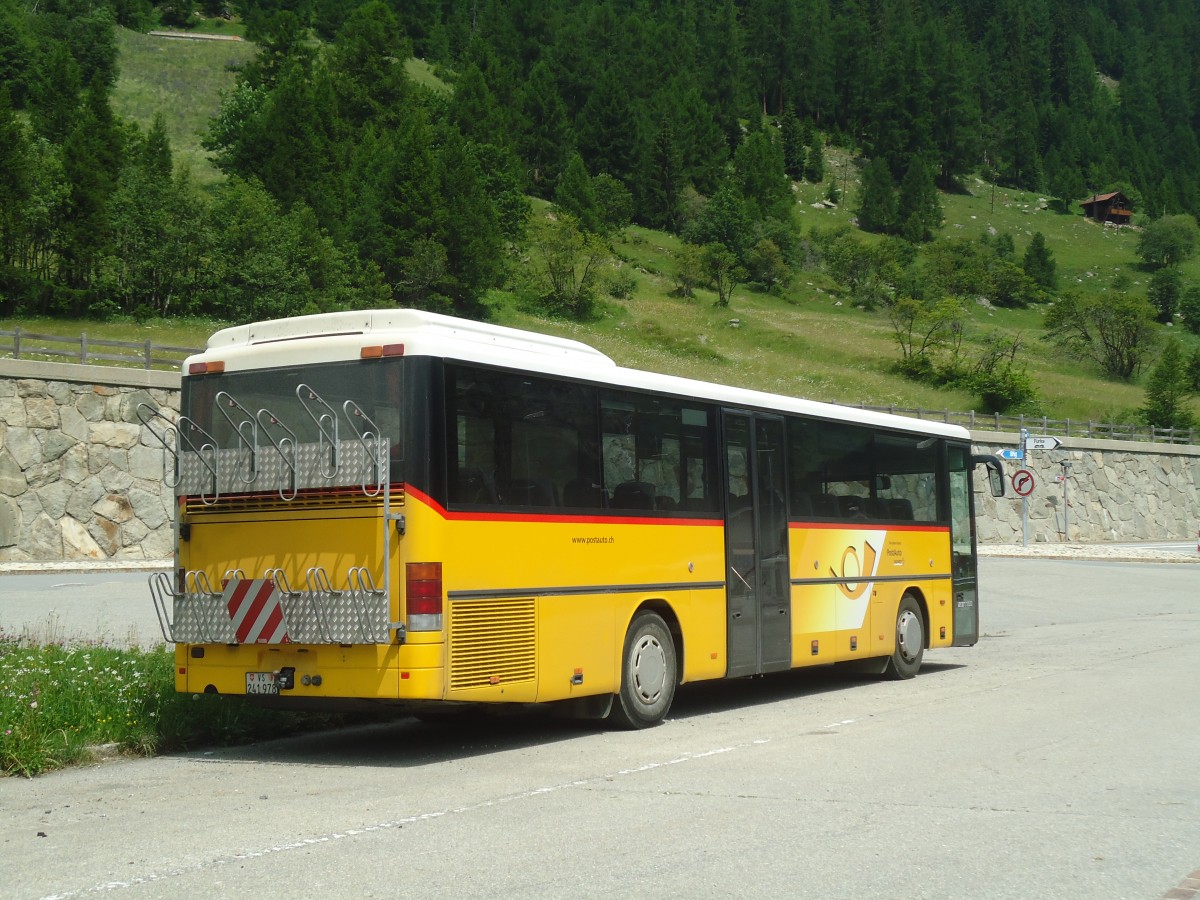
245 672 279 695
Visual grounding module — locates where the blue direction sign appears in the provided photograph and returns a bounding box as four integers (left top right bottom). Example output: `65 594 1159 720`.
999 448 1024 461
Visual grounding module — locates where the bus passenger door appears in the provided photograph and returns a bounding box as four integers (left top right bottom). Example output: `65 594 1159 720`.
948 445 979 646
724 412 792 677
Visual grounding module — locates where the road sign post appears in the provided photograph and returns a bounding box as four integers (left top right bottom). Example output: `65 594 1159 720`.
1011 469 1036 546
1060 459 1071 541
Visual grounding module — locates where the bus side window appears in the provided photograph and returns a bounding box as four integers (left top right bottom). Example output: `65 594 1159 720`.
448 364 600 512
601 393 717 515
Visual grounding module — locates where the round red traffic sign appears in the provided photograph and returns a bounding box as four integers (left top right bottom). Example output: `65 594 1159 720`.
1011 469 1035 497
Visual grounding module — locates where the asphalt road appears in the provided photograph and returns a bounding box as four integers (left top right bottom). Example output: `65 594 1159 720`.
1 557 1198 899
0 570 166 647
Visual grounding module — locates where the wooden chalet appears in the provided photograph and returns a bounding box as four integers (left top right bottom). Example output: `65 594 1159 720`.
1081 191 1133 224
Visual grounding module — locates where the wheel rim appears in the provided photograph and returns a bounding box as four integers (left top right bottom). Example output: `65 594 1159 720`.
896 608 923 663
631 634 667 705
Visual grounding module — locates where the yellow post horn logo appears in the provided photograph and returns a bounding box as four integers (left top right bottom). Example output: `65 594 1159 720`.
832 540 877 601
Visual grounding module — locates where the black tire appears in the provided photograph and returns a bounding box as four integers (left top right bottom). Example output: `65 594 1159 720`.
610 611 677 729
883 593 925 680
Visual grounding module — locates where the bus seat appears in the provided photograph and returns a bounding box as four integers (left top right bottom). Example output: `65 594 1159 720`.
865 497 890 520
888 498 914 520
790 491 813 517
563 479 605 509
837 495 868 518
506 477 558 507
453 468 496 505
811 494 839 518
612 481 656 509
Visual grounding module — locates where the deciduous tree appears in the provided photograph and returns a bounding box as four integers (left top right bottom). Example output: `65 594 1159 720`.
1136 215 1199 269
1044 290 1158 380
702 242 743 307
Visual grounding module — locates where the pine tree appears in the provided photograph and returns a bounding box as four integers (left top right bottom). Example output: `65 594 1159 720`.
448 63 508 150
804 135 825 184
1139 338 1196 432
640 117 685 232
58 75 123 298
29 40 81 143
733 128 791 221
517 61 574 197
926 12 981 188
0 2 35 108
141 113 173 182
554 153 601 234
432 129 504 316
329 1 410 129
898 158 942 243
780 104 806 180
1147 266 1182 324
1181 283 1200 336
576 69 640 182
1017 232 1054 293
855 157 898 234
0 84 32 270
669 85 728 196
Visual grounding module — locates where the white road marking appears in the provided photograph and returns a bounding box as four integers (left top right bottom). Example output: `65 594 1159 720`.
39 739 769 900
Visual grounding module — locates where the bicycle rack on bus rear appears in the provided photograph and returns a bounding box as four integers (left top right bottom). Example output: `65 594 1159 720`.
141 386 404 646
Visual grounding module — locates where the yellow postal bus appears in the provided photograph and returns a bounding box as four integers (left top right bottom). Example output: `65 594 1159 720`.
147 309 1003 727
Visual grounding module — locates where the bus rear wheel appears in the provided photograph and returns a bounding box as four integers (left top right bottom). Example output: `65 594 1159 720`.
884 594 925 680
610 611 677 729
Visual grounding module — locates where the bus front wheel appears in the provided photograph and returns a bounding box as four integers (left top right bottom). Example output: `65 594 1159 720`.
884 594 925 680
610 611 677 729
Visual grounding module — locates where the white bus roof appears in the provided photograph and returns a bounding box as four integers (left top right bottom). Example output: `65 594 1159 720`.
191 309 970 440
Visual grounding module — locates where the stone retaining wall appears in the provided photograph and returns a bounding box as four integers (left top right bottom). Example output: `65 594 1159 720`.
1 360 1198 560
972 435 1200 544
0 360 179 562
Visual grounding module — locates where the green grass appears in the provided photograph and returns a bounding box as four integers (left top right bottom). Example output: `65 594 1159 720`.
494 197 1199 424
405 57 451 93
0 315 221 347
112 27 256 184
0 633 371 777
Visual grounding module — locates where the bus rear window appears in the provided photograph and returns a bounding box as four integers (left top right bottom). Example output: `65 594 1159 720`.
183 359 405 475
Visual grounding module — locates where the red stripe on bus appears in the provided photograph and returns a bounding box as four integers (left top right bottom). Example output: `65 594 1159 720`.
403 484 722 527
788 520 948 533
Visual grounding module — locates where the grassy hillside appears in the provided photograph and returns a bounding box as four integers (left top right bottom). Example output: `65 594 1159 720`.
111 27 256 184
84 32 1200 426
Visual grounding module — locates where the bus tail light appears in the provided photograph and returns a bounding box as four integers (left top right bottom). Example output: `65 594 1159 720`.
188 360 225 375
361 343 405 358
406 562 443 632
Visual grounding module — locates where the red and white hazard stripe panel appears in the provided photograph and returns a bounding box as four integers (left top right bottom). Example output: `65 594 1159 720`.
223 579 291 644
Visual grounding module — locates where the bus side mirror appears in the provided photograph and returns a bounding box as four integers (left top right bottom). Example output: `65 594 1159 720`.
972 454 1005 498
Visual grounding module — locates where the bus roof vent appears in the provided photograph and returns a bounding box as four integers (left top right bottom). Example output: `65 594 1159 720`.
204 309 616 371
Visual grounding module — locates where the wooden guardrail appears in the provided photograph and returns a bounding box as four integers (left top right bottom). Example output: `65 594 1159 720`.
0 327 200 371
859 403 1197 446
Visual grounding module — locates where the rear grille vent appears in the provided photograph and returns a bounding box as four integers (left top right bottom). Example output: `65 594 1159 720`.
184 486 403 515
449 598 536 692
